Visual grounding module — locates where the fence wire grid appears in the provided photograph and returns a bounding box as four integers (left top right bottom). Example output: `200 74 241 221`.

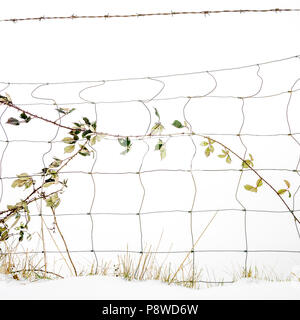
1 54 300 284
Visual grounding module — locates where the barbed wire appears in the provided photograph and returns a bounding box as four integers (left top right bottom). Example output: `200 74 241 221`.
1 54 300 284
0 8 300 24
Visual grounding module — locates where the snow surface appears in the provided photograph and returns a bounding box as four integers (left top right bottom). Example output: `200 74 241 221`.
0 275 299 300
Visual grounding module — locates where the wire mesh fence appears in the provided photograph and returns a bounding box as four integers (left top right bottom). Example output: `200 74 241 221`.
1 53 300 284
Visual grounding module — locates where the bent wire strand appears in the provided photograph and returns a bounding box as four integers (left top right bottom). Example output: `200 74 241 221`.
1 57 300 283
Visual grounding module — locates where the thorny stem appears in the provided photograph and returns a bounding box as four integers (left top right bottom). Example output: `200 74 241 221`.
0 101 300 242
0 102 299 228
0 137 88 223
206 136 300 225
57 141 88 173
0 188 64 223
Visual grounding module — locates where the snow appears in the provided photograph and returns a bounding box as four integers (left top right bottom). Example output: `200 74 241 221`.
0 275 299 300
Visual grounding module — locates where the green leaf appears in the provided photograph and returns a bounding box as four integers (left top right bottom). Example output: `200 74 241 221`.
62 137 76 144
49 158 62 168
205 147 210 157
155 139 163 150
244 185 257 192
200 141 208 146
11 173 33 189
151 123 165 135
0 94 11 104
7 205 16 211
284 180 290 189
256 178 263 187
242 160 253 168
11 179 22 188
82 130 92 139
20 112 27 120
24 179 33 189
6 117 20 126
79 145 91 156
154 139 166 159
91 121 97 131
79 151 91 156
17 173 31 179
45 193 60 208
64 144 75 153
154 108 160 120
226 155 232 164
218 154 226 158
82 117 91 125
43 182 55 188
208 138 215 145
118 138 127 147
160 145 166 160
19 112 31 123
56 107 75 115
5 93 12 102
172 120 184 129
277 189 287 195
90 135 97 146
90 133 103 146
118 137 132 155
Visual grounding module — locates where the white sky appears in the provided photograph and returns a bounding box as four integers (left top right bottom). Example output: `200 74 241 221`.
0 0 299 81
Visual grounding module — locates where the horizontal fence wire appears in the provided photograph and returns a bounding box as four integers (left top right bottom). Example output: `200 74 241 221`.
0 8 300 24
1 53 300 284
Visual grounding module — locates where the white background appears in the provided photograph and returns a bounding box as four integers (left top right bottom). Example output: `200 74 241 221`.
1 0 300 281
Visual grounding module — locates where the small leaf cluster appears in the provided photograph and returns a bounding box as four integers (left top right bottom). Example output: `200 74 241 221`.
45 193 61 209
41 160 62 188
155 139 166 160
56 107 75 115
2 105 105 244
15 222 32 242
242 154 254 169
63 117 101 155
11 173 34 189
200 138 215 157
6 112 31 126
244 178 263 193
118 137 132 155
172 120 187 129
277 180 291 198
7 200 29 217
0 93 12 104
4 201 31 242
151 108 165 135
218 148 232 164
